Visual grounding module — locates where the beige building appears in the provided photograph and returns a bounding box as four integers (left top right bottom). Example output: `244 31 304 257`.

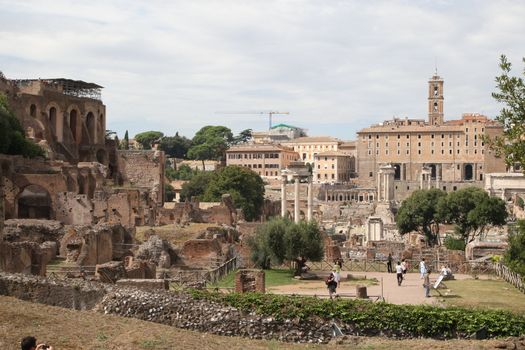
226 144 299 179
356 72 506 199
283 136 342 164
313 151 354 184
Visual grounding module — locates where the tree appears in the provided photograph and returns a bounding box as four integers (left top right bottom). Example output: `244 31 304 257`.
159 133 192 158
188 126 233 168
122 130 129 150
201 165 264 221
437 187 507 244
505 221 525 275
179 171 215 202
396 189 446 246
488 55 525 171
165 164 197 181
0 94 44 158
232 129 252 144
164 183 176 202
247 218 324 271
134 131 164 150
180 165 265 221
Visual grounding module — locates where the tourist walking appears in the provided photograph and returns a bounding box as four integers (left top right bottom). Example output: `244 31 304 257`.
396 261 403 286
401 259 408 275
420 258 427 279
387 253 393 273
423 270 431 297
326 271 338 299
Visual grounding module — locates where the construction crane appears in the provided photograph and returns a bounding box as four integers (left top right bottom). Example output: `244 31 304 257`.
216 111 290 130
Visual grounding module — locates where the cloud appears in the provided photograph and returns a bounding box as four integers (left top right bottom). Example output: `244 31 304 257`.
0 0 524 139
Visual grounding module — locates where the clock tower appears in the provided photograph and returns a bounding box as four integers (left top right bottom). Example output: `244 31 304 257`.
428 71 444 125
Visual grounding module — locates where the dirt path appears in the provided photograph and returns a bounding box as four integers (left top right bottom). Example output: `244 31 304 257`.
268 271 480 305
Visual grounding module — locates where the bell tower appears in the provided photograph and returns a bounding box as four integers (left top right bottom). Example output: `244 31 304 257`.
428 70 444 125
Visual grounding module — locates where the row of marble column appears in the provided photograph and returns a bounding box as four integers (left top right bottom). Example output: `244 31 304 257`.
281 174 313 223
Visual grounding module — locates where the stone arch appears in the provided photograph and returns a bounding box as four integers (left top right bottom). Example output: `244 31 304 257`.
86 111 96 143
16 184 52 219
98 113 105 143
429 164 437 180
45 102 62 141
393 164 401 180
464 164 473 181
30 104 37 118
69 109 79 142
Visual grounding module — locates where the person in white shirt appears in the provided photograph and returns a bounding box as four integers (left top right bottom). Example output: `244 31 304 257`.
396 261 404 286
419 258 427 279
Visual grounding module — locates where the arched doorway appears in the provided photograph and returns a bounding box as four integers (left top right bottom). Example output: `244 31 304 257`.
49 107 57 131
464 164 473 181
17 185 51 219
30 104 37 118
86 112 95 143
69 109 78 142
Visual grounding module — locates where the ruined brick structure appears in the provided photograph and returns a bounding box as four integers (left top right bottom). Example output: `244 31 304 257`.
234 269 265 293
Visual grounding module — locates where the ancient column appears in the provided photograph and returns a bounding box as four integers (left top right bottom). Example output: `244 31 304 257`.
427 172 431 190
281 173 287 218
307 176 313 221
377 171 382 201
420 171 424 189
294 174 300 223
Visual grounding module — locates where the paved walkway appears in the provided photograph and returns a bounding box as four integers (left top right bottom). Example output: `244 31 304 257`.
267 271 477 305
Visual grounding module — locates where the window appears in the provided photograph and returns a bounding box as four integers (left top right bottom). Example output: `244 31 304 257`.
441 150 444 154
431 134 435 139
331 174 335 179
441 134 444 138
418 142 421 147
406 134 409 139
418 134 421 139
397 134 400 139
369 172 373 177
418 150 421 155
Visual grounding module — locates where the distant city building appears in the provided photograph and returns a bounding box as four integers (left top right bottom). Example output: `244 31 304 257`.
356 72 506 200
226 143 299 179
283 136 342 164
178 159 220 171
252 123 307 144
313 151 355 184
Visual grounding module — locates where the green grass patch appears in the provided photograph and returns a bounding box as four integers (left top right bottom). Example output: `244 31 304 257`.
210 269 300 288
437 279 525 314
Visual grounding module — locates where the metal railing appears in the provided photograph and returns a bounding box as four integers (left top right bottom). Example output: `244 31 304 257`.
166 257 238 289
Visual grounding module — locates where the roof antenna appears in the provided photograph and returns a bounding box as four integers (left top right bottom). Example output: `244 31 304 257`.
434 57 438 76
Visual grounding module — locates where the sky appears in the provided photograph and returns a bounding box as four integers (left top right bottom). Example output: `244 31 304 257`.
1 0 524 141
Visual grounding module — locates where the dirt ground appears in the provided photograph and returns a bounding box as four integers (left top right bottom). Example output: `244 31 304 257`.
268 270 485 305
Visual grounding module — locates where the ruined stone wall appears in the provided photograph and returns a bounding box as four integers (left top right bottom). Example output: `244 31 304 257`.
55 192 93 225
117 150 165 205
180 239 225 268
0 272 107 310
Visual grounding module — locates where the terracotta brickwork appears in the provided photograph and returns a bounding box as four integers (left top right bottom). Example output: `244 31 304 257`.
234 269 265 293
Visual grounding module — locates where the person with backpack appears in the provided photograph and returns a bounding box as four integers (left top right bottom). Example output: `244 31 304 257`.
326 270 338 299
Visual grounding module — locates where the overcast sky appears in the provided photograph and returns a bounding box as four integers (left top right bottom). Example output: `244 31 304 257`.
1 0 524 140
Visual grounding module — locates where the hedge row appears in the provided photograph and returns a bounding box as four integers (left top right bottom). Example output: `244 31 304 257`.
189 290 525 338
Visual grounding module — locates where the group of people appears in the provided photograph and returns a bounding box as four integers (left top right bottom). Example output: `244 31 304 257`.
388 255 434 297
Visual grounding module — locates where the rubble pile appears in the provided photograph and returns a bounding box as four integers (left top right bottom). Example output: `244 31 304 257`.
98 288 333 343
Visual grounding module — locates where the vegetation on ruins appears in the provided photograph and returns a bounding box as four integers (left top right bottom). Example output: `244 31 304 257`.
0 94 44 158
443 235 466 251
159 132 192 158
396 189 446 246
396 187 507 246
187 125 233 167
134 131 164 149
231 128 253 144
180 165 264 221
189 290 525 338
247 218 324 270
437 187 507 244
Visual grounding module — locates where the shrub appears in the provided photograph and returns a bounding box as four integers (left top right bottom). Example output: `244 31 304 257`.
444 235 466 251
188 290 525 339
517 196 524 209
